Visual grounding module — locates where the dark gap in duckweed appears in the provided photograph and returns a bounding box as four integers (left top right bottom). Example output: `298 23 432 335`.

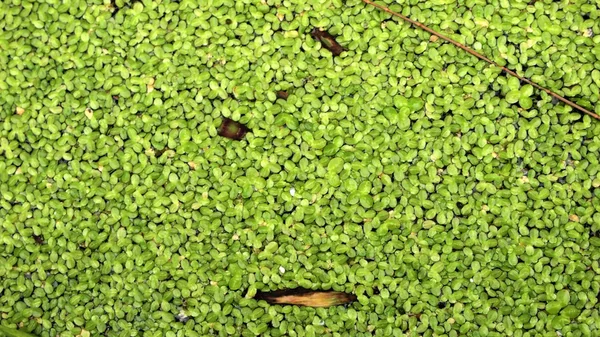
302 75 314 84
218 118 249 141
516 157 524 166
266 320 275 331
110 0 142 18
229 92 256 102
280 205 297 218
110 5 119 18
566 152 573 162
175 312 190 323
32 235 44 245
154 147 171 157
310 28 344 56
254 287 356 308
437 301 447 309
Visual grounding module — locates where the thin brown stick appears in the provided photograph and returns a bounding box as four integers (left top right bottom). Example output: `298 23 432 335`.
362 0 600 120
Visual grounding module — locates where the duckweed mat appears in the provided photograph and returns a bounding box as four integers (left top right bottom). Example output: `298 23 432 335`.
1 0 600 336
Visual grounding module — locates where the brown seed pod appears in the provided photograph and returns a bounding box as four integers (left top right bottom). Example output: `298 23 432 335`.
254 287 356 308
310 28 344 56
218 118 249 141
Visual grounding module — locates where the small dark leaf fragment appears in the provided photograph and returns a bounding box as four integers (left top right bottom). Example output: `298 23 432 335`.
254 287 356 308
311 28 344 56
408 312 422 319
276 91 289 100
218 118 249 141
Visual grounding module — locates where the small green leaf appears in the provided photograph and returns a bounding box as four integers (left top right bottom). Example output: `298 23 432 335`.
546 301 563 315
519 96 533 109
520 84 534 97
506 90 520 104
229 275 242 291
327 157 344 174
560 305 580 319
507 77 521 91
265 242 278 254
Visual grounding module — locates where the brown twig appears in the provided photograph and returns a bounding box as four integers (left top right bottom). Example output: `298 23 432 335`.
362 0 600 120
